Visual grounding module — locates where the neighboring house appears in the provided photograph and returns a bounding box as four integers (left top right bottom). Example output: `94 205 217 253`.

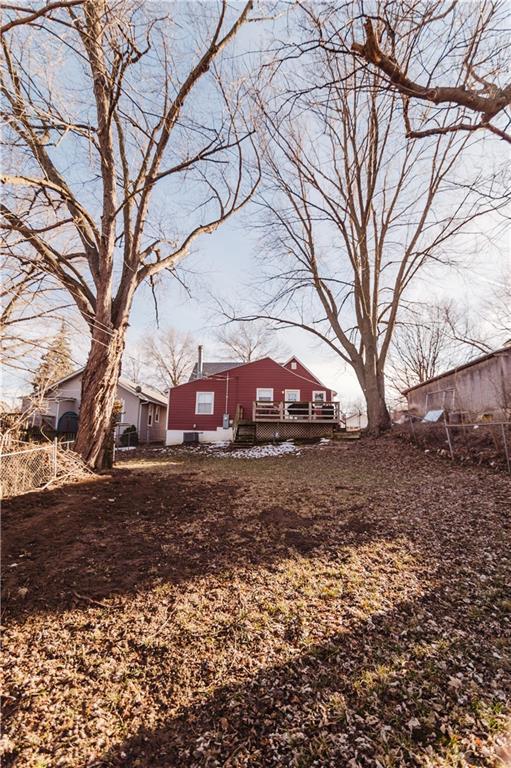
167 354 339 444
402 343 511 420
24 369 167 444
345 411 368 431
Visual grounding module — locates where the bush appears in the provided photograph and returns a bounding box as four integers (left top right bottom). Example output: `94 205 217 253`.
120 425 138 447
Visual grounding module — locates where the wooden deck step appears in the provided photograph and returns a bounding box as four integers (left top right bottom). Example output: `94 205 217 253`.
234 423 256 445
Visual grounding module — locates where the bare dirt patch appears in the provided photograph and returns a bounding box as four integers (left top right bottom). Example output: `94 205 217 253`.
2 437 510 767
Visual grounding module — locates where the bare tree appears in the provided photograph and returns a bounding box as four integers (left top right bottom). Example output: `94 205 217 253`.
350 1 511 143
1 0 259 467
250 4 505 434
388 304 463 394
442 271 511 354
215 320 286 363
121 347 145 385
0 1 84 34
485 271 511 341
140 328 196 389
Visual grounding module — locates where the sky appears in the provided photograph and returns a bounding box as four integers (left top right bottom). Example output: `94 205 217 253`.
123 196 509 408
2 1 510 409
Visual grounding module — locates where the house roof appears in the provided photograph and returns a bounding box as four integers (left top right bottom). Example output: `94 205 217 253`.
188 361 244 381
402 343 511 395
118 377 167 406
169 355 335 395
282 356 333 393
42 368 167 407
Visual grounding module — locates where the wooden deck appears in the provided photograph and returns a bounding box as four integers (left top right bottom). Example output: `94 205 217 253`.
252 401 340 423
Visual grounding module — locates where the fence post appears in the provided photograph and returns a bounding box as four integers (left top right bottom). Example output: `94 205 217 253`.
444 421 454 460
53 437 58 479
501 423 510 475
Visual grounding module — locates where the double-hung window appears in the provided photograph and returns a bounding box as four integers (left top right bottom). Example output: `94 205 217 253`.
196 391 214 415
147 404 153 426
256 388 273 402
313 391 326 403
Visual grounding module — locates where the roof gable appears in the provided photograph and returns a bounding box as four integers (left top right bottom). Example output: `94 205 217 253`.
44 368 166 406
170 355 333 393
282 356 330 390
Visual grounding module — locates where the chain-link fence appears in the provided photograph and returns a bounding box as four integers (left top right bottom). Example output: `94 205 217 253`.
0 439 78 499
403 419 511 473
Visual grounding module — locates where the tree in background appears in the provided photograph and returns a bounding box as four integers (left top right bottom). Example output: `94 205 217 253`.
144 329 196 388
443 270 511 355
1 0 259 467
32 322 74 392
250 3 505 434
388 304 464 397
215 321 287 363
483 271 511 342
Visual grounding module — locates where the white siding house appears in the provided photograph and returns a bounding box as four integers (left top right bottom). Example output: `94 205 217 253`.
24 369 167 444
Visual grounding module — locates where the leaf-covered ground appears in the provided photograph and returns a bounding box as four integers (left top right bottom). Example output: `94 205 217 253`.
2 436 510 767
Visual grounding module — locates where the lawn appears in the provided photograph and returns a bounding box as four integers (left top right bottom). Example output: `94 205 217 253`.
2 437 510 767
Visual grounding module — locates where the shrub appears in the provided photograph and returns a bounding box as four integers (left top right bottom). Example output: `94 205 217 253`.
120 425 138 447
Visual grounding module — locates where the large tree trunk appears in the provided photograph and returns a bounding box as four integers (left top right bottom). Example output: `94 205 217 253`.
74 325 126 469
359 365 392 435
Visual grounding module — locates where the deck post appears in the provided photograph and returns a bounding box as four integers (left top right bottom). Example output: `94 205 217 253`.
252 402 256 421
308 402 312 421
279 402 284 420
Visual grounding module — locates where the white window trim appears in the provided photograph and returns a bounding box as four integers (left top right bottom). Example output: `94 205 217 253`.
256 387 274 402
147 404 153 426
195 391 215 415
313 390 327 402
290 361 297 370
285 389 300 401
154 406 160 423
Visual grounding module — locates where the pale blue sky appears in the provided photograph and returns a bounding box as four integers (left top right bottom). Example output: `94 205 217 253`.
2 2 509 407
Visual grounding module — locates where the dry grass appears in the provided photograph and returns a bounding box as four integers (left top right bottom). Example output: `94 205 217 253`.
2 436 510 767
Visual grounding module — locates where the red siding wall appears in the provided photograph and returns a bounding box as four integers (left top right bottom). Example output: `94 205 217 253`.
167 356 332 430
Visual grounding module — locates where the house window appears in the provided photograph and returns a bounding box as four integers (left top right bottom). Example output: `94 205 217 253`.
147 404 153 426
196 391 214 415
290 361 297 370
256 388 274 402
313 391 326 403
155 406 160 423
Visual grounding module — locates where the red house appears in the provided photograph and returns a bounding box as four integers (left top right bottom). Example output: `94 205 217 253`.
166 352 339 445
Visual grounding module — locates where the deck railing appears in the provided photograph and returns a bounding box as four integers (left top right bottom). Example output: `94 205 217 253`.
252 401 340 423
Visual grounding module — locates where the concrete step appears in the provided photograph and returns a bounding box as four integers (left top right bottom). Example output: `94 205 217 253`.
334 430 361 440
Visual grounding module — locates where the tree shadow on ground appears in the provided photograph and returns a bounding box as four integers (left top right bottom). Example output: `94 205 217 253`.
2 461 387 621
2 443 511 766
98 575 511 767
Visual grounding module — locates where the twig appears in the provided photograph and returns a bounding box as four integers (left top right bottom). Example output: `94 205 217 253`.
72 590 122 609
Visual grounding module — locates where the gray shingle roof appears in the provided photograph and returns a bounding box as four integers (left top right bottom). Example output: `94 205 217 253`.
119 377 167 406
188 361 244 382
